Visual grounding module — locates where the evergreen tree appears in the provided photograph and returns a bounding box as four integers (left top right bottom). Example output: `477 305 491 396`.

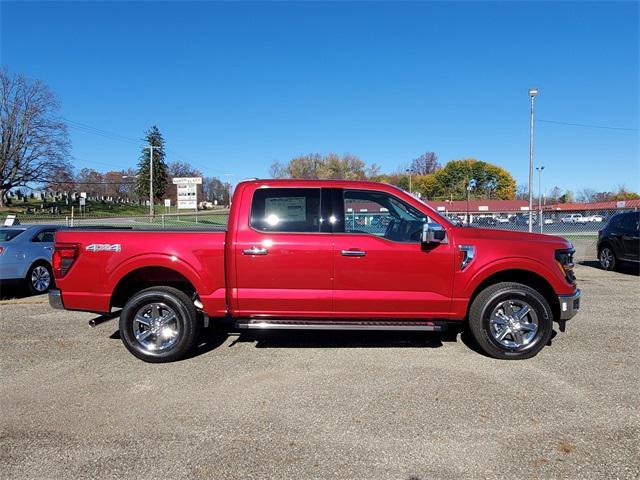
136 126 168 201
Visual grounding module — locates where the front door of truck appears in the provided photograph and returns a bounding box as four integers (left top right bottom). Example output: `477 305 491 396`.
332 189 454 319
233 187 333 318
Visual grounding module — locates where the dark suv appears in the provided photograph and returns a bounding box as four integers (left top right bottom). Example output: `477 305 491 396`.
597 211 640 270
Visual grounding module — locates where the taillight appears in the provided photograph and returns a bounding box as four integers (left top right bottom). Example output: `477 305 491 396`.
53 243 78 278
0 246 4 256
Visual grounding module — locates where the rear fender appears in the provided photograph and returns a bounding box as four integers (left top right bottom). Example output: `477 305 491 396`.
108 254 206 296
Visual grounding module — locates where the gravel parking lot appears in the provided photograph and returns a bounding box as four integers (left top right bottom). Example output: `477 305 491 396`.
1 239 639 479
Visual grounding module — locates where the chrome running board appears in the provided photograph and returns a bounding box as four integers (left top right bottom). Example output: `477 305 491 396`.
235 319 444 331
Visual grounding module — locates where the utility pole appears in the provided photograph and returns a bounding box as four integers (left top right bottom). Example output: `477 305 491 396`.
537 165 545 233
528 87 539 232
148 145 155 217
224 173 233 208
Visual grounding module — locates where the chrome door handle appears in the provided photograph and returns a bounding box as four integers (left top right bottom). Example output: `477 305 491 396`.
44 246 53 251
341 250 366 257
243 247 268 256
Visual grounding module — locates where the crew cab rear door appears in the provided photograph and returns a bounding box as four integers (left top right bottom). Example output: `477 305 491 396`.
332 188 454 319
233 187 333 317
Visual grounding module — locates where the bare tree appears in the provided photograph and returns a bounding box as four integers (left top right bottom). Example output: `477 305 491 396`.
0 69 71 206
409 152 440 175
269 160 287 178
166 160 202 201
515 183 529 200
577 188 597 203
45 164 75 199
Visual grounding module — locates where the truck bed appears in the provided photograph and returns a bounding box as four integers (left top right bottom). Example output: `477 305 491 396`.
54 229 227 315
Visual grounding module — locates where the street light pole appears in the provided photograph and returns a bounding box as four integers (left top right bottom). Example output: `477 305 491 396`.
528 87 539 232
405 169 412 194
466 180 472 226
536 165 545 233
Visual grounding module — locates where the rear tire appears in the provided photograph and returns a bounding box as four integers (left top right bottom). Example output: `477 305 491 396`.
599 245 616 271
468 282 553 360
26 262 54 295
119 286 201 363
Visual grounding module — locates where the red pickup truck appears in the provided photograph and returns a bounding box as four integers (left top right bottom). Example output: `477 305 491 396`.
50 179 580 362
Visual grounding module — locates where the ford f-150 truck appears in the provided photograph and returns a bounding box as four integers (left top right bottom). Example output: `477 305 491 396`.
49 179 580 362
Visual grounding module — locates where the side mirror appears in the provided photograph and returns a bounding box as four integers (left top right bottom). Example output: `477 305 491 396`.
421 223 447 246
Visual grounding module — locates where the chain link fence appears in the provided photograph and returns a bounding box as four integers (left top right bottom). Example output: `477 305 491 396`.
5 210 229 230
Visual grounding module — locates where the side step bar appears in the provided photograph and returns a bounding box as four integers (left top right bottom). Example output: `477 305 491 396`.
235 319 444 332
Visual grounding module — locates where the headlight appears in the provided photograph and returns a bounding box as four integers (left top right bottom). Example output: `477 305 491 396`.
555 248 576 284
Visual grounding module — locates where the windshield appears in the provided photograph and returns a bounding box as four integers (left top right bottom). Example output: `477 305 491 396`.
0 229 25 242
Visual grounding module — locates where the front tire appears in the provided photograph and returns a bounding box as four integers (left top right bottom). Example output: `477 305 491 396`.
119 286 201 363
599 246 616 271
26 262 53 295
468 282 553 360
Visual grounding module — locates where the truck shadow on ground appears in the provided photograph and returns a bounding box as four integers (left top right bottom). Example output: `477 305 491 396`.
579 260 639 276
106 322 559 360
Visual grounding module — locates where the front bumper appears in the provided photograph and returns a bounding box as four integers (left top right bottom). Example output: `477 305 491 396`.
558 289 580 320
49 288 64 310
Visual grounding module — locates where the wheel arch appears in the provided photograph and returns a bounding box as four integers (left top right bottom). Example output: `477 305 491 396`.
466 269 560 322
110 266 198 309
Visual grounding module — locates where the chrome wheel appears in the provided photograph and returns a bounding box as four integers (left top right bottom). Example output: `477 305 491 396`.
489 299 539 349
132 302 180 352
600 248 614 269
31 265 51 292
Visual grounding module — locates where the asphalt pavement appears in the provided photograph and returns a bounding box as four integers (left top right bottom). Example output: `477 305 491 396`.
2 254 639 479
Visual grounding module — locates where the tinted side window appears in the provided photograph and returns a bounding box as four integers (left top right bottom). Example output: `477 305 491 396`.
621 213 639 232
343 190 430 242
250 188 321 232
32 229 55 243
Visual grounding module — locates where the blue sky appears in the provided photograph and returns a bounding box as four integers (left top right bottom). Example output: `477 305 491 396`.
2 1 638 193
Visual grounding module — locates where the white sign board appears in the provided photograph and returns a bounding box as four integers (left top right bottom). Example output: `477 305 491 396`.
177 183 198 210
172 177 202 185
4 215 18 226
616 201 626 208
164 199 171 207
80 192 87 198
79 197 86 206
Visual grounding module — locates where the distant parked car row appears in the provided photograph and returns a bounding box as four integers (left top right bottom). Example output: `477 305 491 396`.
561 213 604 224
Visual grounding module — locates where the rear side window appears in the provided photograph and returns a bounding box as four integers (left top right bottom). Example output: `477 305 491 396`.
608 214 623 229
250 188 321 232
32 229 56 243
0 229 24 241
621 213 639 232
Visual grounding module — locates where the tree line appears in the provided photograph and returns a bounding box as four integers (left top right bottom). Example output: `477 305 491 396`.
1 67 637 208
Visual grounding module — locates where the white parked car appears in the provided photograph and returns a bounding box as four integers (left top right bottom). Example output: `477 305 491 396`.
586 215 604 222
561 214 589 224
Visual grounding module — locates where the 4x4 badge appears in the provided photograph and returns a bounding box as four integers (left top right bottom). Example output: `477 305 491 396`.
85 244 121 252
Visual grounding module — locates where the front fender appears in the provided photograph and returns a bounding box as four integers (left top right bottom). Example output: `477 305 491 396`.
459 256 569 299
